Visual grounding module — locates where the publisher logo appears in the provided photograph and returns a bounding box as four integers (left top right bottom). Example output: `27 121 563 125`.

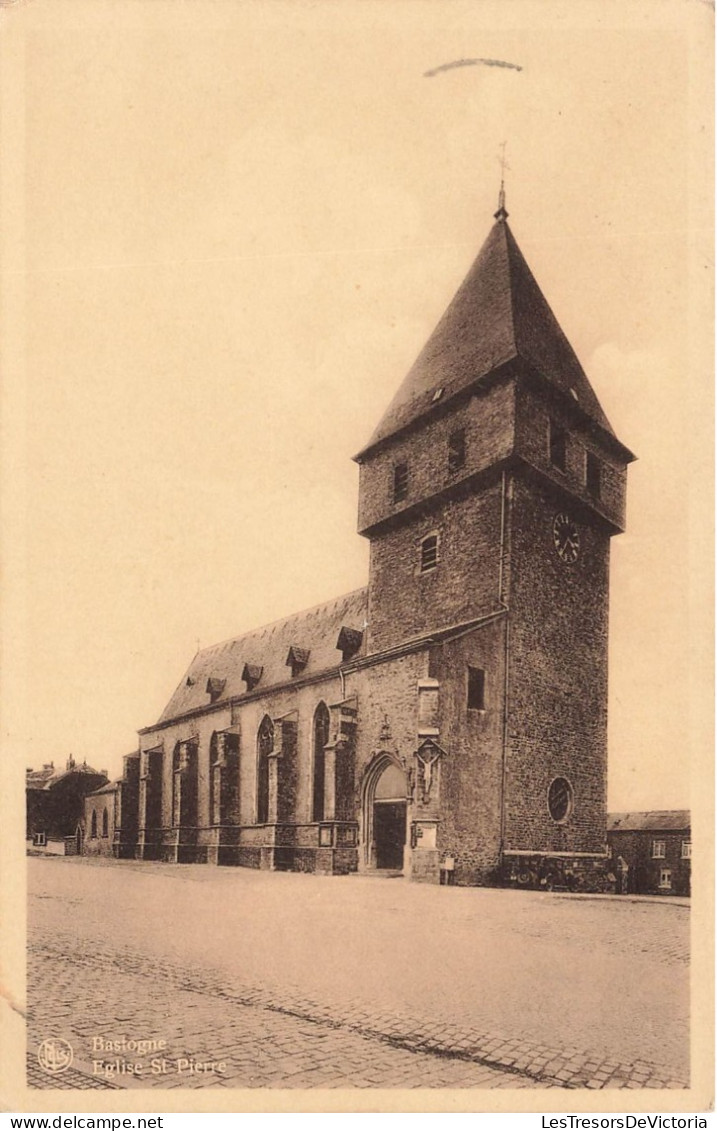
37 1038 73 1075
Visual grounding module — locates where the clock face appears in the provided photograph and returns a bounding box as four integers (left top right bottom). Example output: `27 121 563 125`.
553 513 580 563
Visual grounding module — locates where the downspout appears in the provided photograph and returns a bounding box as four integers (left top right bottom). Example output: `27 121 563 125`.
498 470 512 862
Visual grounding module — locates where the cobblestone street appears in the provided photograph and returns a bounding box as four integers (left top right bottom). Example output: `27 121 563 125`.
27 858 690 1092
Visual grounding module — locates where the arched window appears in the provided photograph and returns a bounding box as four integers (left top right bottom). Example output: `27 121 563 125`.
256 716 273 824
312 702 330 822
172 743 182 827
90 809 97 839
102 807 108 838
209 732 220 825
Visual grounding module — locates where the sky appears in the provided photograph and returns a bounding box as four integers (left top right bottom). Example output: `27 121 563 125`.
2 0 712 811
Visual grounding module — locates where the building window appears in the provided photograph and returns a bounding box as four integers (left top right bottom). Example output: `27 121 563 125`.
90 810 98 839
209 732 221 826
548 777 573 823
659 868 672 889
586 451 601 499
256 715 274 824
242 663 263 692
32 832 46 847
467 666 485 711
312 702 330 823
681 840 692 859
102 808 108 838
420 534 439 573
549 421 567 472
206 676 226 704
393 462 409 503
448 428 466 474
172 743 182 827
286 646 310 679
652 839 666 858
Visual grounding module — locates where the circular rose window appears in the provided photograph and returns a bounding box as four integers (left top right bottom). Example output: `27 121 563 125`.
548 777 573 823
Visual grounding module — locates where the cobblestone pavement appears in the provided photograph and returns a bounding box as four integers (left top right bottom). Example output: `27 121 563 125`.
28 940 543 1091
27 858 690 1092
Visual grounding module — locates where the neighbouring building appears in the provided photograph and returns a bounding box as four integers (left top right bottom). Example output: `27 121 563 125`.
83 753 141 859
107 190 636 886
607 811 691 896
26 757 108 855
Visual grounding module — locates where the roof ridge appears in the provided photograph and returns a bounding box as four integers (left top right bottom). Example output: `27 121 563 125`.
195 586 369 656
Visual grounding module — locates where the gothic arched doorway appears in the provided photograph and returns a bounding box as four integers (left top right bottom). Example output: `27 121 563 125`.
362 757 407 871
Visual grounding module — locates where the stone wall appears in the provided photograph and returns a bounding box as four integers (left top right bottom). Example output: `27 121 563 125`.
504 474 610 856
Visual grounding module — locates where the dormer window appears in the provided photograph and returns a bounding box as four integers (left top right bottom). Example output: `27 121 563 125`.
420 534 439 573
206 677 226 703
336 626 363 663
448 428 466 474
286 646 310 678
549 421 567 472
393 462 409 503
242 663 263 692
586 452 601 499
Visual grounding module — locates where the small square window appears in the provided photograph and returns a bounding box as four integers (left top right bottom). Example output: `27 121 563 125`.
586 452 601 499
652 839 666 859
549 421 567 472
681 840 691 859
467 666 485 711
393 463 409 503
420 535 438 573
448 428 466 474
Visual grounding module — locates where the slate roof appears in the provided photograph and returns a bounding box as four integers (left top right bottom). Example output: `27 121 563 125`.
357 213 614 458
607 811 691 832
157 588 369 725
26 766 57 790
88 780 121 797
26 762 106 790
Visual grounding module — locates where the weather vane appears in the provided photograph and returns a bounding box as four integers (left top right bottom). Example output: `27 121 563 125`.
496 141 510 219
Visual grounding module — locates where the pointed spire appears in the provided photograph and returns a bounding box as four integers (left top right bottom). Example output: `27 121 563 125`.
355 208 617 458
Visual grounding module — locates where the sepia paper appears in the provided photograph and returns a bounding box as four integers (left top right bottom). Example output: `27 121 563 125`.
0 0 713 1115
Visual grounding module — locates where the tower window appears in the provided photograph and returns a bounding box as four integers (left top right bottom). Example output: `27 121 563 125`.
448 428 466 474
549 421 567 472
547 777 573 823
466 666 485 711
393 463 409 503
420 534 439 573
586 452 601 499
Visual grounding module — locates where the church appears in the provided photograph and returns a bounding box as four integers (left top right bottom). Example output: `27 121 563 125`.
105 192 635 887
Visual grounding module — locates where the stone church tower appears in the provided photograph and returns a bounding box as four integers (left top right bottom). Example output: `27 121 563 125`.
354 195 635 882
128 191 634 888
